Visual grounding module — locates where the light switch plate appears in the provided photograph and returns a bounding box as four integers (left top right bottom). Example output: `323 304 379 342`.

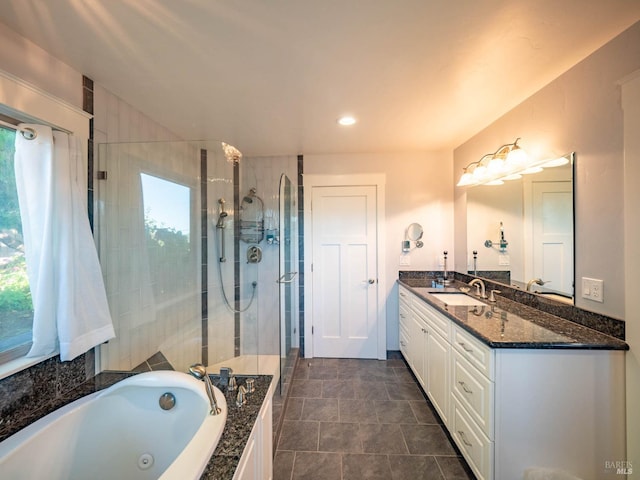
581 277 604 303
399 254 411 266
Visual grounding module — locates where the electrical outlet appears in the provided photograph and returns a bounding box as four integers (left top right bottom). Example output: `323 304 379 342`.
582 277 604 303
399 254 411 266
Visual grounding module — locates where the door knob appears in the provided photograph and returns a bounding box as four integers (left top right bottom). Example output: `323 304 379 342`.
368 279 376 284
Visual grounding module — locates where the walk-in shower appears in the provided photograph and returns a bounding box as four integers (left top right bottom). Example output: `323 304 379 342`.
95 140 292 382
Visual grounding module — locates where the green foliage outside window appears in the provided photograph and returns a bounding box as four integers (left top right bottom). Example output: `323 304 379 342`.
0 127 34 344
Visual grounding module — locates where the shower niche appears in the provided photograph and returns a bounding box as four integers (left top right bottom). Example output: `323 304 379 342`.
239 187 264 243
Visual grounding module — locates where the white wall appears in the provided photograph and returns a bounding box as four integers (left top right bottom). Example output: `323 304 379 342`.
0 21 82 110
304 151 453 350
454 21 640 320
622 71 640 478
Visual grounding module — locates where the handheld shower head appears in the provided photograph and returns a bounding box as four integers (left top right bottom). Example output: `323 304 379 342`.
216 198 228 228
216 211 228 228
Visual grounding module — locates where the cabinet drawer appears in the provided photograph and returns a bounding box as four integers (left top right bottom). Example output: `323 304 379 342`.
413 297 451 341
398 285 412 309
451 396 493 480
399 303 410 330
452 325 494 380
452 349 494 439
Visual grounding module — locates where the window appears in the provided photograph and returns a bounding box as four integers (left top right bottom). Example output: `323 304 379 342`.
0 126 34 362
140 172 194 300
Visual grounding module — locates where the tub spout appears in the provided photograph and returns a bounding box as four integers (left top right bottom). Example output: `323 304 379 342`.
188 364 222 415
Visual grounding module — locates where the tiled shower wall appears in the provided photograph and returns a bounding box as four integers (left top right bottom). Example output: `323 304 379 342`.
96 141 205 372
206 152 237 366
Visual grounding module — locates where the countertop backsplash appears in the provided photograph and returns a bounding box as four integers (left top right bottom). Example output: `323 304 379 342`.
399 270 625 341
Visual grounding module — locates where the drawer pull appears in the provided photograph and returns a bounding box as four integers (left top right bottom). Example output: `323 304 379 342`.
457 430 473 447
400 292 406 297
458 381 473 394
458 342 474 353
400 313 405 318
400 340 406 346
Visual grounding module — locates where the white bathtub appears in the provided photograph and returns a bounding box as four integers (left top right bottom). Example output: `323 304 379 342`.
0 370 227 480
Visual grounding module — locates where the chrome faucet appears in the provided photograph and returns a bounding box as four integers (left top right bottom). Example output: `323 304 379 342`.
526 278 547 292
469 278 487 299
189 363 222 415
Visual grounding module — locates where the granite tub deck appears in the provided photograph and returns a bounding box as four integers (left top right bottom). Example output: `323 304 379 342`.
399 280 628 350
201 374 273 479
0 371 273 480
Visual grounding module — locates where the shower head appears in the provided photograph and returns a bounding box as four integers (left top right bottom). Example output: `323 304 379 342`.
216 197 228 228
242 187 259 204
216 211 228 228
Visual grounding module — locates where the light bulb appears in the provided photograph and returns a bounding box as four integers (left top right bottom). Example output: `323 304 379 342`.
457 172 474 186
542 157 569 168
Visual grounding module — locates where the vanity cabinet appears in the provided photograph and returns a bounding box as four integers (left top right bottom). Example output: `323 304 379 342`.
450 325 494 479
397 284 626 480
398 285 449 424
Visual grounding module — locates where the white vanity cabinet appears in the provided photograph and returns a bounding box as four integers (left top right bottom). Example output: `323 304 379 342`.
450 325 494 479
397 284 626 480
398 285 450 424
234 385 274 480
398 288 411 361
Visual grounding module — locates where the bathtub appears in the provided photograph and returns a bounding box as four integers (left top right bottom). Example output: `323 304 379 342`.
0 370 227 480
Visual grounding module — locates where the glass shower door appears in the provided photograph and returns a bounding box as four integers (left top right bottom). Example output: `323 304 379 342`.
278 174 296 392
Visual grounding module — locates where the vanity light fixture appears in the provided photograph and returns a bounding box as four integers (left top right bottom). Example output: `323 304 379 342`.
457 138 568 187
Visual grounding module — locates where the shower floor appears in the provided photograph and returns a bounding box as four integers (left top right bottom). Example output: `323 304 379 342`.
207 354 281 382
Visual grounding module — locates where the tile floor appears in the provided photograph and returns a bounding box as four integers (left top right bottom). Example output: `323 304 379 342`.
274 357 475 479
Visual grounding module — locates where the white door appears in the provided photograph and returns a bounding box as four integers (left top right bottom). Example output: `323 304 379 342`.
311 185 378 358
532 181 573 295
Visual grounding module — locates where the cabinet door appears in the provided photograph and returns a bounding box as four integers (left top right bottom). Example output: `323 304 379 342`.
234 429 258 480
408 314 427 387
427 329 450 426
399 303 410 358
260 396 273 480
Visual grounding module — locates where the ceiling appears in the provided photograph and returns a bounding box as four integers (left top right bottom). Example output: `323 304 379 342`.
0 1 639 156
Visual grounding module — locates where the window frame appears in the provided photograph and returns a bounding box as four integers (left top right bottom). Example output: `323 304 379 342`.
0 69 91 379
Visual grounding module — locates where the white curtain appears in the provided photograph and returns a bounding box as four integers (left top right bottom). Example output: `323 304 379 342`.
14 124 115 361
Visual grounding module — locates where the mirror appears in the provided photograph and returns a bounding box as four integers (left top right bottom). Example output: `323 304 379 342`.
406 222 424 242
407 222 424 248
465 153 574 302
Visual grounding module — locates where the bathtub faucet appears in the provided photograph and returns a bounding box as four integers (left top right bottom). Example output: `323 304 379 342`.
188 364 222 415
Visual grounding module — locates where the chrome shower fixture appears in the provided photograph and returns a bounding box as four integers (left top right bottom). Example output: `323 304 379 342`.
242 187 258 204
216 198 228 262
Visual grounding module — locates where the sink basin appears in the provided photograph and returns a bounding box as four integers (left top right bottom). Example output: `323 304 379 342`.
430 293 486 306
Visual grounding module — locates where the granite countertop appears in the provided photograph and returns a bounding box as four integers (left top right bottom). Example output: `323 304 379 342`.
0 371 272 480
399 280 628 350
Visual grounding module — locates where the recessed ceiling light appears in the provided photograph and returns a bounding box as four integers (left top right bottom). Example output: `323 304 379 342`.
337 116 356 126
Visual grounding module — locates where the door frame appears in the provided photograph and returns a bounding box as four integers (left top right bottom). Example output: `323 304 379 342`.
303 173 386 360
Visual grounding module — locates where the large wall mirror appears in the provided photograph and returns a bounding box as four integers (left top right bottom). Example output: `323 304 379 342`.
466 152 574 303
